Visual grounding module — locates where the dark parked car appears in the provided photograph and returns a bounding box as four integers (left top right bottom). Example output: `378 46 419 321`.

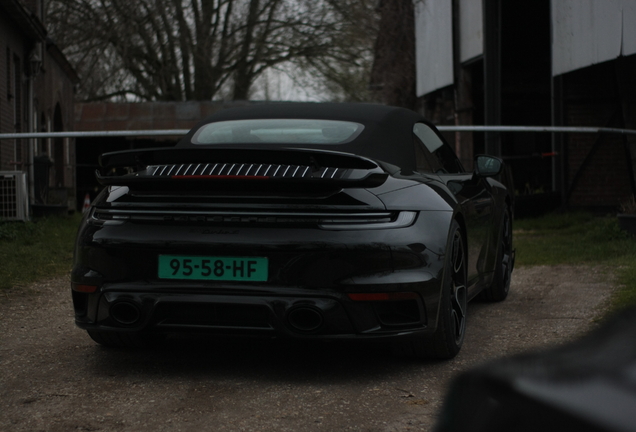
71 103 514 359
434 307 636 432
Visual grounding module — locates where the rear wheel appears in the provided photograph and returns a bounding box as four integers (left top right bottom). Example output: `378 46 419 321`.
393 221 467 359
87 330 166 348
481 208 513 302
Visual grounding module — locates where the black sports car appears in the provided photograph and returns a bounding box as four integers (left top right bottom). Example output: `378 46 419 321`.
72 103 514 359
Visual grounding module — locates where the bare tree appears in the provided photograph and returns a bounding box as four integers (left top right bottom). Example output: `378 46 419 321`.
370 0 416 109
289 0 380 102
47 0 347 101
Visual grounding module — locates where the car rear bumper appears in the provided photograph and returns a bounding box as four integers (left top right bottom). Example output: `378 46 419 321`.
72 279 440 340
72 209 453 340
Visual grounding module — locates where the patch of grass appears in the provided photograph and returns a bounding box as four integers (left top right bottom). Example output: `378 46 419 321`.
514 212 636 312
0 214 82 290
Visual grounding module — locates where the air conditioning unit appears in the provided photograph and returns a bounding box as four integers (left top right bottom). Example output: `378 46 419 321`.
0 171 29 221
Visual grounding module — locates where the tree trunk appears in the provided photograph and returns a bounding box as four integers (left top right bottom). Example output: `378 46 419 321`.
232 0 260 100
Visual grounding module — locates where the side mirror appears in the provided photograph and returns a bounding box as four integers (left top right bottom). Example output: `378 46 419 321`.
474 155 503 177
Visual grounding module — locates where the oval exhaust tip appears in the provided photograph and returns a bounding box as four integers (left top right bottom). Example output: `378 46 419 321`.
110 302 141 325
287 307 324 333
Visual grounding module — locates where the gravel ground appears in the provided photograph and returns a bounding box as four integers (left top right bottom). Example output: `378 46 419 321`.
0 265 618 432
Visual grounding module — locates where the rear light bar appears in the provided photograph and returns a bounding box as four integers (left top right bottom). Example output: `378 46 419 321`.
96 170 388 189
90 209 417 230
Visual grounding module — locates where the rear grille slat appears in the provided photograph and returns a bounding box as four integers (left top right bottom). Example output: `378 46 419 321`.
146 163 344 179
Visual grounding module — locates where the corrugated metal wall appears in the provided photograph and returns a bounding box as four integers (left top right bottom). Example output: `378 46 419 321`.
562 59 635 208
459 0 483 63
414 0 453 97
552 0 636 76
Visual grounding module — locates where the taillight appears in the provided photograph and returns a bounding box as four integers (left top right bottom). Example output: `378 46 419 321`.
72 284 98 293
319 211 417 231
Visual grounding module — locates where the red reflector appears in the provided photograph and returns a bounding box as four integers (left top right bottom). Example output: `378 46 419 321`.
347 292 418 301
73 284 98 293
171 175 269 180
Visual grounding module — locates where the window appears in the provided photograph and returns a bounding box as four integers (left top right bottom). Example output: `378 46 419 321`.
192 119 365 145
413 123 463 174
414 137 441 173
14 54 22 163
40 112 47 154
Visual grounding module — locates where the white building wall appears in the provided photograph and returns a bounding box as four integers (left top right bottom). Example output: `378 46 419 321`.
622 0 636 56
552 0 636 76
459 0 483 63
415 0 454 97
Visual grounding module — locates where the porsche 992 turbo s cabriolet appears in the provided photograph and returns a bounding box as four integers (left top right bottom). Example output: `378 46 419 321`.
72 103 514 359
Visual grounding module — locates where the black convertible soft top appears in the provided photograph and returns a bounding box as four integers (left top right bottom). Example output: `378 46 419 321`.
176 103 429 171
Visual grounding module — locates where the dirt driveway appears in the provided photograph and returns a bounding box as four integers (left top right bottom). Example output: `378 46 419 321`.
0 265 618 432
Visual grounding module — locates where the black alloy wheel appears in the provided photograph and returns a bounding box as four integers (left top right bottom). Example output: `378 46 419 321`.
448 228 468 346
481 208 513 302
392 221 467 359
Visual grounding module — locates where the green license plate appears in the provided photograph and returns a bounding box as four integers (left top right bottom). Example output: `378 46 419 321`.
158 255 268 281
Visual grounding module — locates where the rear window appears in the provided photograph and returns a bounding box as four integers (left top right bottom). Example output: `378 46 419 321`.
191 119 364 145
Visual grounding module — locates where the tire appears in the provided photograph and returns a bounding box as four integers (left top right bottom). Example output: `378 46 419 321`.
392 221 467 359
87 330 166 348
480 208 513 302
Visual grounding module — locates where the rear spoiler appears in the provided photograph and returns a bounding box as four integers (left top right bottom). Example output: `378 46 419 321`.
96 147 389 190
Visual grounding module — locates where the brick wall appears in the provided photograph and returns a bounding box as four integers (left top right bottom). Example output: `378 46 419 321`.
562 57 636 209
1 0 78 210
74 101 254 132
35 43 77 194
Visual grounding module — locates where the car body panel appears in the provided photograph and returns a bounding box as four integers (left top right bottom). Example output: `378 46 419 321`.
71 103 512 351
